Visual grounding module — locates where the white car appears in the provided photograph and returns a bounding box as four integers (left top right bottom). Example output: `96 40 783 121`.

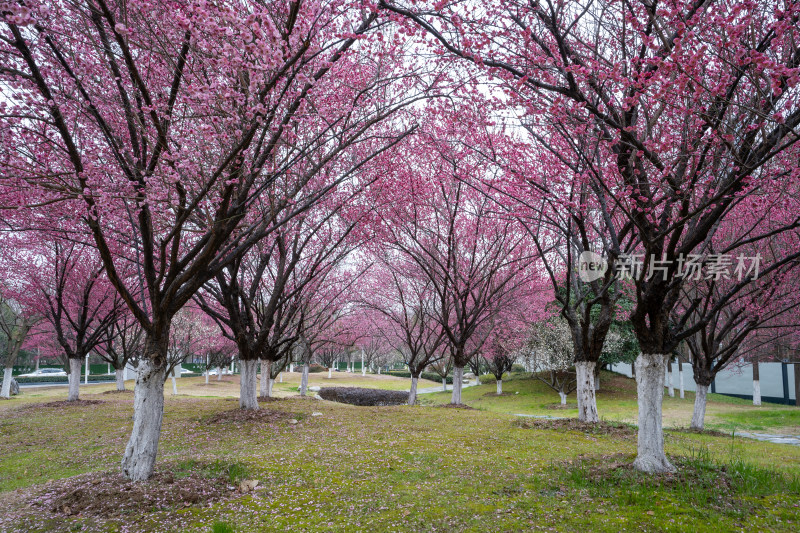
180 368 193 375
207 368 230 375
18 368 68 378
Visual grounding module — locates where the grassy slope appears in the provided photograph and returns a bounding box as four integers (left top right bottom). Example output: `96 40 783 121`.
0 373 799 532
424 371 800 435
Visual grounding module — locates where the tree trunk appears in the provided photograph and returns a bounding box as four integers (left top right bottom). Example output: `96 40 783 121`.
68 358 81 401
678 360 684 399
300 363 309 396
559 391 567 404
328 367 332 379
575 361 599 423
1 366 13 398
239 359 259 409
216 366 222 381
496 379 503 395
408 376 419 406
475 375 481 386
268 378 274 397
632 354 675 473
121 351 167 481
752 362 761 406
171 374 178 395
594 374 600 392
116 368 125 391
279 372 283 383
451 366 464 404
259 360 270 398
378 367 381 375
205 369 210 384
795 363 799 408
441 377 447 391
691 384 708 430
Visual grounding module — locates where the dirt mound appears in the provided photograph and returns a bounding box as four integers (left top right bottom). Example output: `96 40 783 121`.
35 466 234 519
257 396 285 403
206 408 293 424
516 418 635 437
38 399 105 408
318 387 408 406
437 403 476 410
544 403 578 410
102 389 133 395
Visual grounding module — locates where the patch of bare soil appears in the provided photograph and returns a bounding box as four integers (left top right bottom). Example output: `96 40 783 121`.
102 389 133 395
668 427 731 438
38 399 105 408
257 396 286 403
437 403 476 410
544 402 578 410
33 467 233 519
516 418 635 437
206 408 293 424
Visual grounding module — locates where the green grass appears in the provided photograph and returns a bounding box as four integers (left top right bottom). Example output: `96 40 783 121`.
1 373 799 532
425 371 800 435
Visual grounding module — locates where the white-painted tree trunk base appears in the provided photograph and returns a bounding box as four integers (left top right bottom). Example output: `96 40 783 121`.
575 361 599 422
300 364 309 396
290 364 294 373
632 354 675 474
451 366 464 404
205 370 209 384
753 380 761 406
279 373 283 383
409 376 419 406
121 359 166 481
239 359 259 409
1 366 13 398
691 384 708 430
171 375 178 395
679 370 684 399
442 378 447 391
475 376 481 386
268 378 274 397
594 374 600 391
68 359 81 401
328 368 332 379
116 368 125 391
496 379 503 395
216 366 222 381
559 391 567 404
377 368 381 375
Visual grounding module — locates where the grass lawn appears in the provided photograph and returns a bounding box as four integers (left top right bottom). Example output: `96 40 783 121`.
1 372 799 532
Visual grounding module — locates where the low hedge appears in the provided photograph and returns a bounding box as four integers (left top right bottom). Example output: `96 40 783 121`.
318 387 408 406
385 370 453 384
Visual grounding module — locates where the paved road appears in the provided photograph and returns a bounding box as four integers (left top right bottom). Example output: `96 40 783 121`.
18 380 115 389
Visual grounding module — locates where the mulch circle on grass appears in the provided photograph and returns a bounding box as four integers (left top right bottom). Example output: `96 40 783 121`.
206 408 294 424
34 467 233 519
257 396 286 403
37 399 105 408
516 418 635 437
544 402 578 410
437 403 476 410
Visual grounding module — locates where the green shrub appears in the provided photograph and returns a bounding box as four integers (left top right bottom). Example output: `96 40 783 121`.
307 364 326 373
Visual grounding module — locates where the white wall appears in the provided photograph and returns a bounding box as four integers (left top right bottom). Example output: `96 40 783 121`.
610 361 796 401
